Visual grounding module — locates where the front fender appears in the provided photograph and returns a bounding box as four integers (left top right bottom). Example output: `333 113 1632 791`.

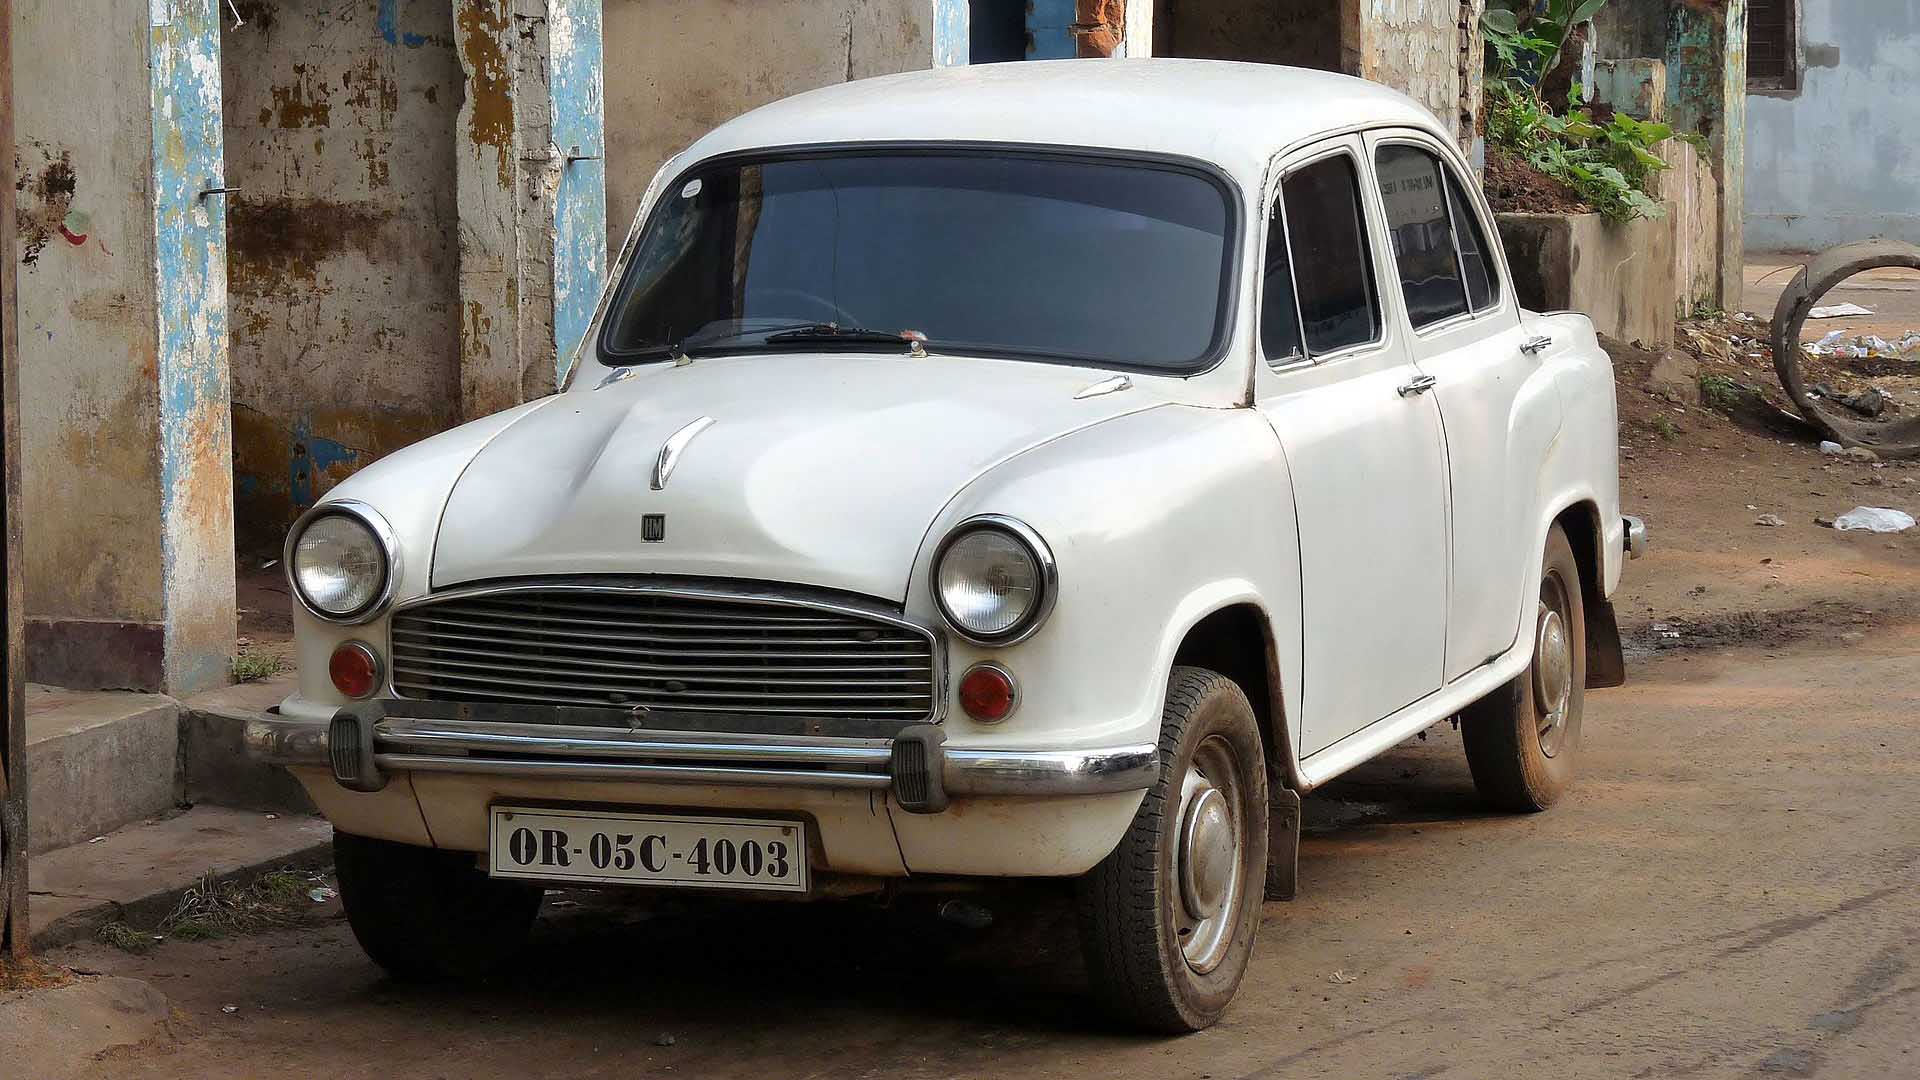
908 405 1303 757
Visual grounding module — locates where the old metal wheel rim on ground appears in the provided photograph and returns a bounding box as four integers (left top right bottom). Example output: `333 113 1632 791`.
1533 569 1575 758
1173 734 1246 974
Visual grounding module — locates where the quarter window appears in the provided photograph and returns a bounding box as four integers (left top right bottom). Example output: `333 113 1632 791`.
1446 171 1499 311
1277 155 1381 356
1259 201 1304 364
1377 144 1470 329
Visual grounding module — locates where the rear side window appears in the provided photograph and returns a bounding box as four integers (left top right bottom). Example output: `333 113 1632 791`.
1446 171 1498 311
1376 144 1469 328
1279 155 1381 355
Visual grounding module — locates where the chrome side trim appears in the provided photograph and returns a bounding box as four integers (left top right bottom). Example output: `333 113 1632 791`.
283 499 402 625
650 415 715 490
1072 374 1133 400
1624 515 1648 560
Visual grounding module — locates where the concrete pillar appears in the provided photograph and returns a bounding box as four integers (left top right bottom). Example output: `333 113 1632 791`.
11 0 233 695
454 0 608 419
1663 0 1746 309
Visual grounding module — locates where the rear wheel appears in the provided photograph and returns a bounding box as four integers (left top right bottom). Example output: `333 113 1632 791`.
1076 666 1269 1032
1462 523 1586 812
333 831 543 980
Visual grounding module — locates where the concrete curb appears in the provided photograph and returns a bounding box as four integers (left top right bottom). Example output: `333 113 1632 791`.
30 806 333 951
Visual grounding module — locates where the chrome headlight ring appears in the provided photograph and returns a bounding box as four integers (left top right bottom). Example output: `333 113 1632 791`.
930 514 1059 647
284 499 400 625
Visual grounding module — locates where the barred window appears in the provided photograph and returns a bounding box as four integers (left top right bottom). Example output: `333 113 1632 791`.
1748 0 1799 91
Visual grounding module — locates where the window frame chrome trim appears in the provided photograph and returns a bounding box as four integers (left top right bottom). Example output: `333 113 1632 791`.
384 577 948 724
284 499 402 626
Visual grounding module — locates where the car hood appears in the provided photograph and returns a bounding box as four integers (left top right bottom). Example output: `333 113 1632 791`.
430 353 1167 600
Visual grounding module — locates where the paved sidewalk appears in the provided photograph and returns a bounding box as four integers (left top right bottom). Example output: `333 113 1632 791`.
29 805 332 950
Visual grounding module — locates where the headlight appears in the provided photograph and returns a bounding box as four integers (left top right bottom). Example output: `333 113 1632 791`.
286 502 396 623
932 516 1057 645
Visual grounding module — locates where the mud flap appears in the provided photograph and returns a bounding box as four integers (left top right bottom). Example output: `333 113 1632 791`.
1585 596 1627 689
1265 787 1301 901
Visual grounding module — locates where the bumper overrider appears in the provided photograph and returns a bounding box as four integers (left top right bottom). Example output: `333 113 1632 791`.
246 698 1159 814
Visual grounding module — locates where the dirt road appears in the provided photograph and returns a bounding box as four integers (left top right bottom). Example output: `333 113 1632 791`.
52 433 1920 1080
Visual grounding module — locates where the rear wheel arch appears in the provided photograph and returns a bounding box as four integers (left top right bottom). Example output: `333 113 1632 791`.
1549 499 1626 689
1170 602 1299 792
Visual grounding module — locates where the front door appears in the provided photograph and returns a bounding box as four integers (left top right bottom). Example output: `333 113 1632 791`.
1253 139 1450 756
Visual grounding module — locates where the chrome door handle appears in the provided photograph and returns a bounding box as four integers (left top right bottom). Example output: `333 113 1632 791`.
1397 374 1438 397
1520 335 1554 355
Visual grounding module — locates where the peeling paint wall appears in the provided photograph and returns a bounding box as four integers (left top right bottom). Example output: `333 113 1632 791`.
549 0 607 382
151 0 237 694
601 0 939 241
12 0 165 630
221 0 464 550
1745 0 1920 250
1358 0 1462 138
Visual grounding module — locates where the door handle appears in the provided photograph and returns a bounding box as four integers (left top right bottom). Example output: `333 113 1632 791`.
1520 335 1554 355
1397 374 1438 397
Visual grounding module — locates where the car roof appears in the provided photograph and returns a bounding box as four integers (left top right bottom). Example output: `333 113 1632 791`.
678 58 1452 185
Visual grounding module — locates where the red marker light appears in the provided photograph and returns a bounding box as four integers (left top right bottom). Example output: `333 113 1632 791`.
958 663 1018 723
330 641 381 700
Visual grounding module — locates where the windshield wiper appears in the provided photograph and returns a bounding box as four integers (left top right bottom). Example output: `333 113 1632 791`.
763 323 924 351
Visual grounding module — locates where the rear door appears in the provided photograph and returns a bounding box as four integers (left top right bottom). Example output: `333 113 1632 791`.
1366 130 1562 679
1253 137 1451 756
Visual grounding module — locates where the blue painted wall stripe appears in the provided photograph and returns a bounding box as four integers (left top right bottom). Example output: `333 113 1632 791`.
550 0 608 383
1027 0 1077 59
935 0 970 66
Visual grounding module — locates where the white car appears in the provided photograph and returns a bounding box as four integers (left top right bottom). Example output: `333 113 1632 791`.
251 59 1643 1031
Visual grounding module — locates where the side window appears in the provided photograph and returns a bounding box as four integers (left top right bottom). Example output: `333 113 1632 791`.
1445 170 1499 311
1260 201 1304 364
1376 144 1469 329
1279 155 1381 356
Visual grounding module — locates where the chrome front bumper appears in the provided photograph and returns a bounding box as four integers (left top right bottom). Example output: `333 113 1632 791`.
246 703 1158 814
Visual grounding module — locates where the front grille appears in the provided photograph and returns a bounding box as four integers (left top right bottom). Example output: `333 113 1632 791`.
389 585 938 722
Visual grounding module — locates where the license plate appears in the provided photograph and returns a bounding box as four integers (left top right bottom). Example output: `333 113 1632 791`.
488 807 808 893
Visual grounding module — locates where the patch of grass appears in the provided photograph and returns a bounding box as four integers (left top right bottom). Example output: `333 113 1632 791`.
1699 374 1751 411
1651 415 1680 442
97 921 159 954
231 651 285 683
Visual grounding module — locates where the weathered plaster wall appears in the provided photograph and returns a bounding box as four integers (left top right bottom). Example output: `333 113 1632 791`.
11 0 165 631
1357 0 1462 138
1497 211 1677 347
601 0 939 241
1746 0 1920 251
221 0 464 549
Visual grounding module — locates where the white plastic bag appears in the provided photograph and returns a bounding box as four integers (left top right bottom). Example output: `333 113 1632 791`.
1833 506 1916 533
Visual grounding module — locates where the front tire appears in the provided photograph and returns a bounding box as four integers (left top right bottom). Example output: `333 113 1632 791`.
333 831 544 980
1076 666 1269 1032
1462 523 1587 812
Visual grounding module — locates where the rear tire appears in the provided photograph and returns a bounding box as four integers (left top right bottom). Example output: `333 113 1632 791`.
1462 523 1586 812
1076 666 1269 1033
333 831 543 980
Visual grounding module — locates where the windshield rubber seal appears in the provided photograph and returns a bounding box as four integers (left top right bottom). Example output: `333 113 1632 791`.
593 140 1245 378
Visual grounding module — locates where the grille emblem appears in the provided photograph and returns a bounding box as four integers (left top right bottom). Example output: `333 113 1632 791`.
641 513 666 542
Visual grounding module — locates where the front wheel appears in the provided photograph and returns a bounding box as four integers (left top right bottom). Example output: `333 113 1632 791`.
1462 523 1587 812
333 831 544 980
1075 666 1269 1032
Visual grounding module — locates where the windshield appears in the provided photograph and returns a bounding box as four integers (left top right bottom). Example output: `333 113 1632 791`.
599 150 1236 372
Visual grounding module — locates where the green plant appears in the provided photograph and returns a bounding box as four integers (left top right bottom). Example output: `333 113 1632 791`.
97 921 157 954
231 650 285 683
1651 415 1679 442
1483 0 1607 83
1699 374 1750 411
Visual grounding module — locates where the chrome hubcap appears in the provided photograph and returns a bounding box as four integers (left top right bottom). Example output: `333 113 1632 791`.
1173 737 1245 975
1533 585 1574 758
